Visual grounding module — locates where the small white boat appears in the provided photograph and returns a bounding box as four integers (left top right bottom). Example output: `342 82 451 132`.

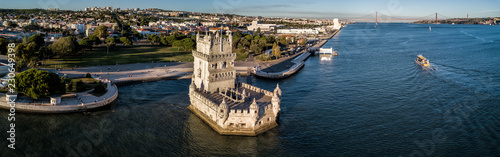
429 26 431 31
317 47 338 56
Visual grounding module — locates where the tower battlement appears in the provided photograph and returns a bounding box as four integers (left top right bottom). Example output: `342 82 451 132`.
196 31 232 55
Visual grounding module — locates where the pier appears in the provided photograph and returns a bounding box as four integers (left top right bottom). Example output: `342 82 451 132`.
253 28 341 79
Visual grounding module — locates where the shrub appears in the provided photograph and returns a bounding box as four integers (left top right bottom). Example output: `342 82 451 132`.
93 82 107 93
67 82 73 91
76 80 86 92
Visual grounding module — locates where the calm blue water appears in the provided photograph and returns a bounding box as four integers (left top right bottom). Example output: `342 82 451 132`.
1 23 499 156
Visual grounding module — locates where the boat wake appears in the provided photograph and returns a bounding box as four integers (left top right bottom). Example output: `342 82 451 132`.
460 29 494 43
424 62 496 95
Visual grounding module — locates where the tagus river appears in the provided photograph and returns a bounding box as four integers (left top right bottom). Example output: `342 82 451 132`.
1 23 499 156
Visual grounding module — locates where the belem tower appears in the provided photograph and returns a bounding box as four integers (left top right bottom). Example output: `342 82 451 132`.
188 30 282 136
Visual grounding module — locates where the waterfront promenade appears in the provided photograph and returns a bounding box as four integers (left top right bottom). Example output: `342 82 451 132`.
49 62 195 85
252 29 339 79
0 77 118 113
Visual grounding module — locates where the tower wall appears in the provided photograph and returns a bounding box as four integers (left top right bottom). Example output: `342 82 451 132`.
192 32 235 92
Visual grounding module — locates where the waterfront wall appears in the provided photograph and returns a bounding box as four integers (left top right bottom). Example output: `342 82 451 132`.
0 82 119 113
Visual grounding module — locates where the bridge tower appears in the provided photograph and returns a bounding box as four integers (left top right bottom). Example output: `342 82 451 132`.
435 13 438 24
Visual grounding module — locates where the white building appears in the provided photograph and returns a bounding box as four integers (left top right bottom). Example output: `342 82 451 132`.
277 29 319 35
247 20 281 32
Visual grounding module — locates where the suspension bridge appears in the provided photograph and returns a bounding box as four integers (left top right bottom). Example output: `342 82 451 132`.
341 12 458 24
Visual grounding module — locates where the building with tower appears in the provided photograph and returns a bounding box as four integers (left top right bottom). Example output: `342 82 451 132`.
188 29 282 136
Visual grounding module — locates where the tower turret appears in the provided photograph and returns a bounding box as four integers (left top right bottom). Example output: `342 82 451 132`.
218 98 229 126
250 98 259 127
274 83 282 97
189 77 196 93
271 91 281 116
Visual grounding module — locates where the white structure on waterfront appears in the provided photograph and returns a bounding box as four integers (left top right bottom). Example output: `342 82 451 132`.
333 18 342 30
188 30 282 136
277 29 319 35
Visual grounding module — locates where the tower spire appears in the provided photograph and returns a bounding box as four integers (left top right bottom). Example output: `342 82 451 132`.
220 25 223 52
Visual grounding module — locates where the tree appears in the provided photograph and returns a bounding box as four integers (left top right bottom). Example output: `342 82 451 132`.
250 40 263 54
49 37 77 57
172 40 183 48
105 37 116 47
120 37 133 46
22 23 41 32
238 38 250 50
87 35 101 45
278 36 289 46
92 81 107 94
67 81 73 92
37 46 52 60
94 25 109 39
0 37 7 54
131 29 143 39
272 42 281 58
28 34 45 49
78 38 92 51
160 37 169 46
14 42 38 69
254 27 261 35
14 68 66 99
180 38 195 50
121 30 129 37
76 80 86 92
165 35 177 45
147 34 160 45
266 35 276 45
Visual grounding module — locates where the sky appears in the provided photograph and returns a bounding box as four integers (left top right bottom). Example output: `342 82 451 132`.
2 0 500 19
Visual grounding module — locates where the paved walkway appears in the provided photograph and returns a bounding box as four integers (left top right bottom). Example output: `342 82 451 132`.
43 62 195 84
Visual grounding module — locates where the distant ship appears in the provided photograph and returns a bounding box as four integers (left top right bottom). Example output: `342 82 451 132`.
415 55 430 66
429 26 431 31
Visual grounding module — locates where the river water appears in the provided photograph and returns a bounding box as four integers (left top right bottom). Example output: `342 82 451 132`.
1 23 499 156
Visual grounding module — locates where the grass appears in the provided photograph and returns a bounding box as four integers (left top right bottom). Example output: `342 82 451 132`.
42 46 194 68
66 77 108 97
67 78 98 93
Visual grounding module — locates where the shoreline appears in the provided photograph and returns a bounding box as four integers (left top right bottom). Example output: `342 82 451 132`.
252 28 341 79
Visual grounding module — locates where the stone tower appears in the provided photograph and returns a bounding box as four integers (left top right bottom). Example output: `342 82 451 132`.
192 29 236 92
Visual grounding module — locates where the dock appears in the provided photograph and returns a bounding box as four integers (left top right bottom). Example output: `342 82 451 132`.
253 28 342 79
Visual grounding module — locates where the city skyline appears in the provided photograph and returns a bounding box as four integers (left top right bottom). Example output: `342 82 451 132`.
2 0 499 19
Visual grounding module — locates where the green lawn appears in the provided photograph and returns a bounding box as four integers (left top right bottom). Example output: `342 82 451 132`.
67 77 97 93
42 46 194 68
